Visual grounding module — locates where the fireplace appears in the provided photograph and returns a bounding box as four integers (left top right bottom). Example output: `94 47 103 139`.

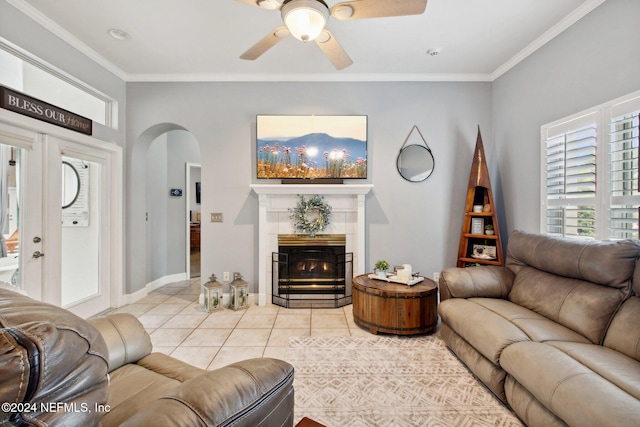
273 234 353 308
251 184 372 305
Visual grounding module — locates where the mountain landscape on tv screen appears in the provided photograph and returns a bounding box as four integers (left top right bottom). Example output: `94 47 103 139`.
257 132 367 179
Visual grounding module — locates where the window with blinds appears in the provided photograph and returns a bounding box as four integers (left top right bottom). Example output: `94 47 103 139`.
543 120 597 238
541 90 640 241
609 110 640 239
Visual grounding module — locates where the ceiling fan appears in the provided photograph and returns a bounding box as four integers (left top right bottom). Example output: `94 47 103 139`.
235 0 428 70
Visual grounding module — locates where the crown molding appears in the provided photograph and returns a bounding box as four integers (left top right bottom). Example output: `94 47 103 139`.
124 72 493 83
6 0 128 81
7 0 606 84
491 0 606 81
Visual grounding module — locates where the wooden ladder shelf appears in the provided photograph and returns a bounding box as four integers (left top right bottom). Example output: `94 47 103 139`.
456 127 504 267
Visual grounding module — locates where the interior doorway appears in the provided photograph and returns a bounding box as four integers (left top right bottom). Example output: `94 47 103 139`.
145 129 200 288
186 162 201 279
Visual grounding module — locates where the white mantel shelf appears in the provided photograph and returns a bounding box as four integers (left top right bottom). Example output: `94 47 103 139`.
250 183 373 306
251 184 373 196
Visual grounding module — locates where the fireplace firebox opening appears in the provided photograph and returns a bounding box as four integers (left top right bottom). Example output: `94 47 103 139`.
273 234 352 308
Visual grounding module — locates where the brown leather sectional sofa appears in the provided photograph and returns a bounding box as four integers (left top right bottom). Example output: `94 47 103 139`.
438 230 640 426
0 289 294 426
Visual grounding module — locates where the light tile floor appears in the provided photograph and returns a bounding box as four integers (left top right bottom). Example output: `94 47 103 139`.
111 278 372 370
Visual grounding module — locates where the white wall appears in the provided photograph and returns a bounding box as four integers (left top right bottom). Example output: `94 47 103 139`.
127 82 492 293
147 133 169 281
492 0 640 241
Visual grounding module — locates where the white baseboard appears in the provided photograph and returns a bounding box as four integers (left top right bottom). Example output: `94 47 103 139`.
148 273 188 291
122 273 189 305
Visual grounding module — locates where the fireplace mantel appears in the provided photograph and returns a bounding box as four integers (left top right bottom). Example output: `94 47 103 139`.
251 184 373 196
251 183 373 305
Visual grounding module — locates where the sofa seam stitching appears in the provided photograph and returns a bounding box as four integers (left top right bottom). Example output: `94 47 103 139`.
107 316 129 363
548 371 592 408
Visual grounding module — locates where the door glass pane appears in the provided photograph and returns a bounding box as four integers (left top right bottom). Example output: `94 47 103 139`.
0 144 22 288
61 156 100 307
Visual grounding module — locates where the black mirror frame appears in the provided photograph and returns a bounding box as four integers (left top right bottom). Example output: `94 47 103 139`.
396 144 435 183
62 160 81 209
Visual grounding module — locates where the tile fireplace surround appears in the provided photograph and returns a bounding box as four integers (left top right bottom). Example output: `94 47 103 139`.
251 184 373 306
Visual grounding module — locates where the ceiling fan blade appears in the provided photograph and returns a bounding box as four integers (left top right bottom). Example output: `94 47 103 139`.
315 30 353 70
240 27 290 60
331 0 427 20
234 0 282 10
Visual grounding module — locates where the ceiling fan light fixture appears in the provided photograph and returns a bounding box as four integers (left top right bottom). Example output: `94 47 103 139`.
281 0 329 42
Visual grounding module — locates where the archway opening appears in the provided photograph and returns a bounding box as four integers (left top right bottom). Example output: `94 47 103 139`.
132 123 201 291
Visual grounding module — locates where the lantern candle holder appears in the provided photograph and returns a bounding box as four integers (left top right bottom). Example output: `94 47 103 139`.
202 274 223 312
229 272 249 311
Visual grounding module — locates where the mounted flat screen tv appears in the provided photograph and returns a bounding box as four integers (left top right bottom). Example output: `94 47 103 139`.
257 115 367 179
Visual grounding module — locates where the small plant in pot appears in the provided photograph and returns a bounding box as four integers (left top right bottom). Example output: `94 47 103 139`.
485 224 495 235
375 260 390 277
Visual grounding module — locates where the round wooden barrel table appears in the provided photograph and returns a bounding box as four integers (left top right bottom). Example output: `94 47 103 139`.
352 274 438 335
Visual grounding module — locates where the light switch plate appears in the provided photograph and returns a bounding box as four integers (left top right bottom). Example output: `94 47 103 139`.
211 213 223 222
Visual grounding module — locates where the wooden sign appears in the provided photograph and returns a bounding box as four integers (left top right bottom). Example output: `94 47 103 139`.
0 86 92 135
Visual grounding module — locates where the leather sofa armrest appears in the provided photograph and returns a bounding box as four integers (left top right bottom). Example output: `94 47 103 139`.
439 266 514 301
88 313 152 373
120 358 295 427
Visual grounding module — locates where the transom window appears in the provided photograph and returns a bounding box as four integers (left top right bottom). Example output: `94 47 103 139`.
0 40 112 127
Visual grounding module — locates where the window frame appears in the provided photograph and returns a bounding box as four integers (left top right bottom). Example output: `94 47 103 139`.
541 89 640 240
0 38 114 128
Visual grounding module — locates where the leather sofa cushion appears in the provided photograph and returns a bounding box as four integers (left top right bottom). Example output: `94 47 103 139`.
0 289 109 427
603 296 640 362
501 341 640 426
119 358 295 427
504 376 567 427
508 266 628 344
438 297 589 365
439 266 514 300
102 352 206 426
506 230 640 288
89 313 152 372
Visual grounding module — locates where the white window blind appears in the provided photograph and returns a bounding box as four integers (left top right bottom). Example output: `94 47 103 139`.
543 116 597 238
541 90 640 241
609 109 640 239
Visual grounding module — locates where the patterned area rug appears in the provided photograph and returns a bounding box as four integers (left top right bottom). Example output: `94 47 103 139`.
286 335 523 427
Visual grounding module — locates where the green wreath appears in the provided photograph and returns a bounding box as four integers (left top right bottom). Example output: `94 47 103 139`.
290 195 332 237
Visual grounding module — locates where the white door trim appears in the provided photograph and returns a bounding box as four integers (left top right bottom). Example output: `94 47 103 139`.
0 108 123 316
185 162 201 280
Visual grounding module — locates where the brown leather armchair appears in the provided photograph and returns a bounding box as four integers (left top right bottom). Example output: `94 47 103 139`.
0 289 294 427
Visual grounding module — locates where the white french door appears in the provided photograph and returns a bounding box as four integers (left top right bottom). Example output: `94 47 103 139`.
0 122 43 299
0 110 122 318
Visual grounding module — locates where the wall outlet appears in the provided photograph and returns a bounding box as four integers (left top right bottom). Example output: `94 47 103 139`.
211 212 223 222
223 271 230 282
433 272 441 282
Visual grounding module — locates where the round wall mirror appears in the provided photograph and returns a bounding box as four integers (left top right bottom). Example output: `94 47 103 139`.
62 161 80 209
396 145 435 182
